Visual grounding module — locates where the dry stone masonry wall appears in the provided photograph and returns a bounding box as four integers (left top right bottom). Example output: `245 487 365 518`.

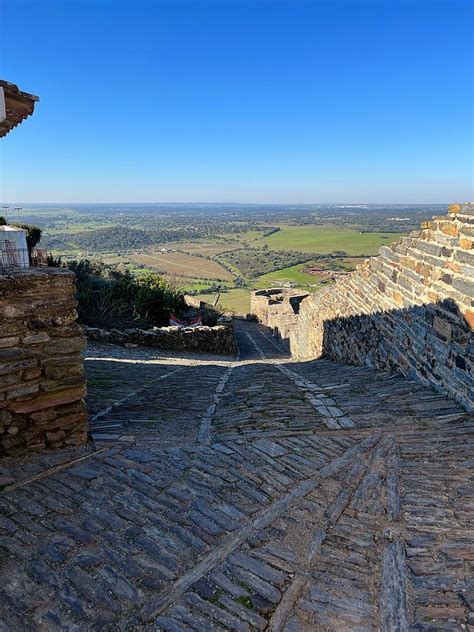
250 289 309 350
255 204 474 412
0 268 88 456
84 319 237 356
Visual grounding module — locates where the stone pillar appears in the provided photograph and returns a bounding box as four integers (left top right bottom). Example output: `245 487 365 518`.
0 268 88 456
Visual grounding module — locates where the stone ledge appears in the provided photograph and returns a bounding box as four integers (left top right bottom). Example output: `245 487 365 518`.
0 266 75 287
83 320 238 356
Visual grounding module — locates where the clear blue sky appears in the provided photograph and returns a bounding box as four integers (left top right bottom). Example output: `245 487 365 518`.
0 0 472 203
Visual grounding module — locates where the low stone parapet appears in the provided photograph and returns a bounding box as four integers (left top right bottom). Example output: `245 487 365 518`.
84 319 238 356
0 268 88 456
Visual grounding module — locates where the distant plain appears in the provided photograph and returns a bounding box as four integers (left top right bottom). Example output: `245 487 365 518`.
12 203 444 315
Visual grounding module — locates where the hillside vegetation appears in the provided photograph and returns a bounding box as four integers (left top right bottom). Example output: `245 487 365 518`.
216 247 315 278
68 260 185 329
20 202 441 315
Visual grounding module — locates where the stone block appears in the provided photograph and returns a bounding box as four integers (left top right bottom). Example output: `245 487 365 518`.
452 277 474 296
413 241 442 257
463 310 474 331
30 409 58 422
454 249 474 266
9 384 87 414
460 238 473 250
22 332 50 345
0 268 88 456
439 222 459 237
459 224 474 237
44 336 87 355
6 382 40 400
40 374 85 392
23 367 42 380
1 304 25 319
432 316 452 342
46 429 66 442
0 358 38 376
0 337 20 348
28 318 53 330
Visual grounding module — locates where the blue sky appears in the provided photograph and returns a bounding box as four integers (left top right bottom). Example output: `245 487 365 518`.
0 0 472 203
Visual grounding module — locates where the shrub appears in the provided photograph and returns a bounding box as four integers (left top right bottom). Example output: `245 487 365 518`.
12 223 42 251
47 253 62 267
199 304 223 326
66 259 185 329
134 272 186 326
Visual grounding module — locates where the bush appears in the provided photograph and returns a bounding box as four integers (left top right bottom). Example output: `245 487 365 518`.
12 223 42 251
199 304 223 326
66 259 185 329
47 253 62 267
134 272 187 326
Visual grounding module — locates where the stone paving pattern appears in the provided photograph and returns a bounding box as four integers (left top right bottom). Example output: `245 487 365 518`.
0 320 472 630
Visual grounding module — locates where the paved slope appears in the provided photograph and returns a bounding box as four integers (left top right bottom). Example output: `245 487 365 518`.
0 321 472 631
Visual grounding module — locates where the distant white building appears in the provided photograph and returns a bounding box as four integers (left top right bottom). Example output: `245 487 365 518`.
1 79 39 272
0 225 29 269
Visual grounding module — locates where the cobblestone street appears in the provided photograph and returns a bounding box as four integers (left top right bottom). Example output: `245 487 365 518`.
0 320 472 631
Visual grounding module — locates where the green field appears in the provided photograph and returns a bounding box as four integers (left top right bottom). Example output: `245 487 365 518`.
221 230 263 243
48 222 117 234
260 225 402 255
253 263 320 290
199 289 251 315
174 278 232 292
51 221 405 316
197 264 323 315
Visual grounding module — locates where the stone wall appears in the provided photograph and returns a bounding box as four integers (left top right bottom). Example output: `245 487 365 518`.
250 289 309 349
84 319 238 356
254 204 474 411
0 268 88 456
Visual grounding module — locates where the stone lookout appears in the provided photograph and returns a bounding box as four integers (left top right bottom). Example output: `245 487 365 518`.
250 288 309 349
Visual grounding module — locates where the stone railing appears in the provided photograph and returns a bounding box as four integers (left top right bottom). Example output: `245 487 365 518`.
0 268 88 456
253 204 473 412
84 318 237 356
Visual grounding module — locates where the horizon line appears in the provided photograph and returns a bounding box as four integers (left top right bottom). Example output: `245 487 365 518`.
0 201 457 206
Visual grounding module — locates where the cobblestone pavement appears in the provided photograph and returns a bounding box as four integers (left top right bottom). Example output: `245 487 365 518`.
0 320 472 631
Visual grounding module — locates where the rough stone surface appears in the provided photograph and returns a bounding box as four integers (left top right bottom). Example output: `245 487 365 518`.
84 318 237 356
0 268 88 456
253 203 474 411
250 289 309 350
0 320 472 630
